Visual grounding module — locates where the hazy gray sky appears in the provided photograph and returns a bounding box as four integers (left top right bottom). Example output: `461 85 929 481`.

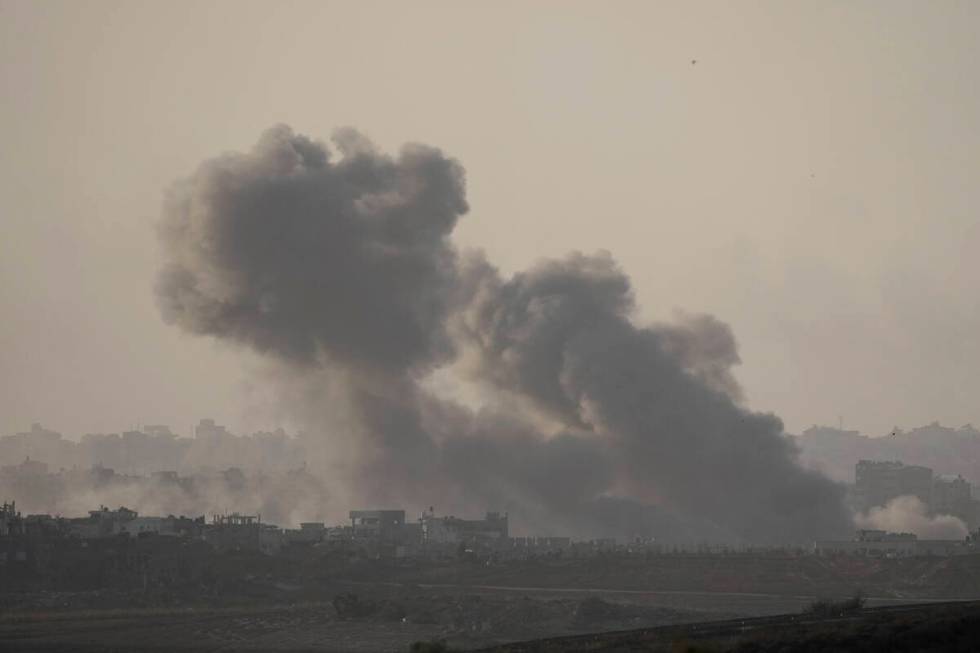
2 0 978 439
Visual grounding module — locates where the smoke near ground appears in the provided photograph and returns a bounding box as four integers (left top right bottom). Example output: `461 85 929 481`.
154 125 853 543
856 496 969 540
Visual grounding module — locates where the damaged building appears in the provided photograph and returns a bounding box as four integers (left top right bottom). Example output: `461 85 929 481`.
420 509 509 546
68 506 139 539
348 510 421 557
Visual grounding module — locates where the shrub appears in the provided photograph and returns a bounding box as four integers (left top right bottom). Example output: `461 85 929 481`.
805 591 866 617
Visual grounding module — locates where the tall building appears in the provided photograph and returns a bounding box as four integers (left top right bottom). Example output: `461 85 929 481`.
855 460 933 509
855 460 980 528
933 475 979 528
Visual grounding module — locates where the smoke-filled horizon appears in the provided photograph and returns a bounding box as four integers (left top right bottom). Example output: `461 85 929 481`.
6 2 980 444
154 126 852 543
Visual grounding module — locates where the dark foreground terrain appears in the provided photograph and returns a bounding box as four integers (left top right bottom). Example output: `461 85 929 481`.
4 595 979 653
3 554 980 651
0 584 729 652
480 599 980 652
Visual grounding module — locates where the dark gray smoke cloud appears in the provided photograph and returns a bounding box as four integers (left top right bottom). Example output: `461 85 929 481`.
155 125 852 543
654 312 745 403
157 125 466 373
455 253 850 540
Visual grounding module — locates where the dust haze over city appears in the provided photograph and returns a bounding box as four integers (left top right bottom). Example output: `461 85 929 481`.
3 2 980 652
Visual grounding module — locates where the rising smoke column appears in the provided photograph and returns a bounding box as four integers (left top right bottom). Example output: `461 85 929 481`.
454 253 851 540
156 125 852 543
156 125 463 509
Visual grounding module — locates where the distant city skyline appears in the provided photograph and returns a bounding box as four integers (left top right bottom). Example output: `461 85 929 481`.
6 415 980 442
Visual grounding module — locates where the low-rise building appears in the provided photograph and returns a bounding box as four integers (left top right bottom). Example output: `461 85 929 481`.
814 529 970 557
284 522 326 545
420 509 508 545
67 506 139 539
205 513 261 552
349 510 407 541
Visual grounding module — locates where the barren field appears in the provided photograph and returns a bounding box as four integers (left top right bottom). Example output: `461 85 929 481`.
0 585 731 652
3 554 980 652
481 599 980 652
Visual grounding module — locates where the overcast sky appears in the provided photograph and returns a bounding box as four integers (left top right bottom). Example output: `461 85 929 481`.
2 0 978 439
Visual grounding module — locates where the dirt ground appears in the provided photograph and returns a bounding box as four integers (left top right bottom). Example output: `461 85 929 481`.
0 585 732 652
3 554 980 652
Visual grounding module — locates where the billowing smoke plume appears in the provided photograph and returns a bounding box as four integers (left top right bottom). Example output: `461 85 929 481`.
155 125 852 543
856 496 969 540
157 125 465 373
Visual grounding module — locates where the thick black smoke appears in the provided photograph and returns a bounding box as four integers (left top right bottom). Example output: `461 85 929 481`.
156 125 852 543
157 125 465 373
